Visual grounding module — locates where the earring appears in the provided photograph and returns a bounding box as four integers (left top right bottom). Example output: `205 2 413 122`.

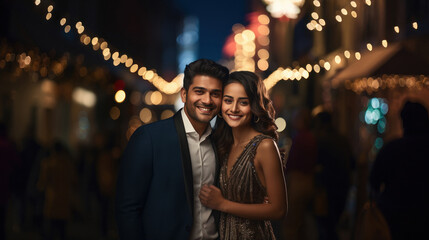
254 116 260 123
218 113 223 118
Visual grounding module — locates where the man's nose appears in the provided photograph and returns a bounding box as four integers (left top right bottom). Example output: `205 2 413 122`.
201 92 212 104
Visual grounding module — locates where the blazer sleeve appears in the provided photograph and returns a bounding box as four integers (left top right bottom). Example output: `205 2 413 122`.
116 126 153 240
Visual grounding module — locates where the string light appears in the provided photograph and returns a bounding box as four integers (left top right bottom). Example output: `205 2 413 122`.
31 0 423 95
394 26 400 33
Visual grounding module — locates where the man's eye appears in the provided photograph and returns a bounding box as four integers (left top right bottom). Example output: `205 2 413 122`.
195 90 203 94
211 92 221 98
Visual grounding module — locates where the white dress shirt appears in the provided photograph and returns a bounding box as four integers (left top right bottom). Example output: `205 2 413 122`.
181 109 218 240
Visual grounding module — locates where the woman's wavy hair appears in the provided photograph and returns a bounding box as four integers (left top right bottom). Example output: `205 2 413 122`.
213 71 278 160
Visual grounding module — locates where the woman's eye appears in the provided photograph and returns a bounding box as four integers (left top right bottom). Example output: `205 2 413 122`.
240 101 249 106
224 99 232 104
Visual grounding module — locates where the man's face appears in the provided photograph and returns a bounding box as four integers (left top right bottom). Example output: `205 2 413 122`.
181 75 223 127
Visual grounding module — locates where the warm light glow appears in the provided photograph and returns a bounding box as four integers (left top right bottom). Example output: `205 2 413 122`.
83 36 91 45
319 19 326 26
72 87 97 108
110 106 120 120
91 37 99 45
275 117 287 132
151 91 163 105
100 42 108 50
103 53 111 61
258 36 270 46
257 59 269 71
125 58 133 68
130 64 138 73
76 21 82 28
35 0 41 6
258 49 270 59
64 25 71 33
351 11 357 18
77 26 84 34
306 64 312 72
324 62 331 71
102 48 110 56
120 54 128 63
144 70 155 80
344 50 351 58
367 43 373 51
341 8 348 15
313 0 321 7
60 18 66 26
257 25 270 36
115 90 126 103
46 13 52 20
311 12 319 20
394 26 400 33
139 108 152 124
314 64 321 73
413 22 418 29
265 0 305 19
138 67 147 76
335 55 341 64
350 1 357 8
258 14 270 25
355 52 361 60
113 58 121 66
112 52 119 60
242 30 255 41
382 40 388 48
335 15 343 22
365 0 372 6
47 5 53 12
315 24 322 31
161 110 175 120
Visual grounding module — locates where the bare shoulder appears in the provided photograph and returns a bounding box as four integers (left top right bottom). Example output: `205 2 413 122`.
255 137 280 159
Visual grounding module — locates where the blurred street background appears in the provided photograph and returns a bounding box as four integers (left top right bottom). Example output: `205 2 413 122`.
1 0 428 239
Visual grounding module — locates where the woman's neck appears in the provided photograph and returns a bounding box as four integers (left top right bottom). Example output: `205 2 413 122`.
231 125 259 147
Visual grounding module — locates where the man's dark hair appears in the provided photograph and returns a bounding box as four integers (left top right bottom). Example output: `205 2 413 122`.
183 59 229 91
400 100 429 136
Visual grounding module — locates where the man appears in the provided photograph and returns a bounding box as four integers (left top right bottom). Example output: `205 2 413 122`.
116 59 229 240
370 100 429 240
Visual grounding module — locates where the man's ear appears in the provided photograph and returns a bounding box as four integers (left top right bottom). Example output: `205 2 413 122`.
180 88 187 103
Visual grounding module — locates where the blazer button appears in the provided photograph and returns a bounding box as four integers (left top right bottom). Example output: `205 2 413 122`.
185 225 191 232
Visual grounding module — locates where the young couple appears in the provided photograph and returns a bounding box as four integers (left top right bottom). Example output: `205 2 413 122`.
116 59 287 240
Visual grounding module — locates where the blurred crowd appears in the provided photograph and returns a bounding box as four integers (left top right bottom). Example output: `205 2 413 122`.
0 123 120 240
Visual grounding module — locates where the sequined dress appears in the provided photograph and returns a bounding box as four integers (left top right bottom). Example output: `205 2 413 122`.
219 135 276 240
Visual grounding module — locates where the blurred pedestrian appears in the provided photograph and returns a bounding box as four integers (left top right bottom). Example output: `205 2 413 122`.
37 140 76 240
0 122 21 240
370 100 429 240
282 108 318 240
313 111 354 240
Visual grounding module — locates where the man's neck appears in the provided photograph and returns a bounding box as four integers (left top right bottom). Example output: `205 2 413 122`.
183 109 208 138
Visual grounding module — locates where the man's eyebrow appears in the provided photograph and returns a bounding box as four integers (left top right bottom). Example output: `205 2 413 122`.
192 86 207 91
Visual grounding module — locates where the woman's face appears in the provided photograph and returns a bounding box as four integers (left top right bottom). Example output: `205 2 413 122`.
221 82 253 128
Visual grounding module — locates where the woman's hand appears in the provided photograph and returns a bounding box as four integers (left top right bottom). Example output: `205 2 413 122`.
199 184 225 211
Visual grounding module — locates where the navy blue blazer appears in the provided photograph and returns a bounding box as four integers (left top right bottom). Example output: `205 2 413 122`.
116 111 219 240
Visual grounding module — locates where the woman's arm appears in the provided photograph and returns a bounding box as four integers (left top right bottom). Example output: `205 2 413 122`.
199 138 288 220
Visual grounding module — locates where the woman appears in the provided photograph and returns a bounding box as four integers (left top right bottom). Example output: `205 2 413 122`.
199 71 287 239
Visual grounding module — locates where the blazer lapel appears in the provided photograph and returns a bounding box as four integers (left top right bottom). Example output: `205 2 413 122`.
173 112 194 216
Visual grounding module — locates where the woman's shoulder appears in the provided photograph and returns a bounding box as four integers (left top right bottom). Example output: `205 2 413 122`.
254 135 278 153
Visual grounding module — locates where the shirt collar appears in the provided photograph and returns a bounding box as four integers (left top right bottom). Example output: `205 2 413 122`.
181 108 212 140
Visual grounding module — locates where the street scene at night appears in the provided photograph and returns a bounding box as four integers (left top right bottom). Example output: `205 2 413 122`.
1 0 428 240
